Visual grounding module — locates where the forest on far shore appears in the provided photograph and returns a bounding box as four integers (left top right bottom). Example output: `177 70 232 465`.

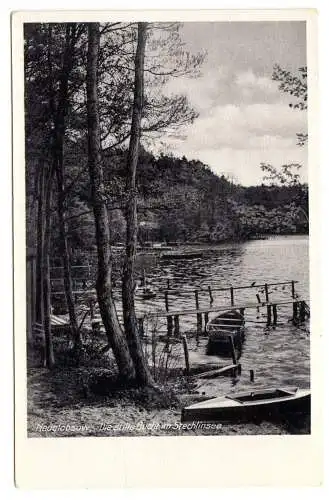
27 144 309 260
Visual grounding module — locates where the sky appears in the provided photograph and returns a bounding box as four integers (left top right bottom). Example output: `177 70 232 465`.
157 21 307 186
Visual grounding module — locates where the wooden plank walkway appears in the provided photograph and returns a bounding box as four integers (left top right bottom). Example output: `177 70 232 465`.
48 278 308 335
146 299 303 318
161 280 298 294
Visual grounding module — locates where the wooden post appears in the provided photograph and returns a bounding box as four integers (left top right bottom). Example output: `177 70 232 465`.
291 280 295 299
208 285 214 305
266 305 272 326
167 279 170 290
230 286 234 306
194 289 199 309
164 291 169 312
239 308 245 318
272 304 278 326
264 283 269 302
195 290 202 343
138 317 145 337
196 314 202 343
300 301 306 322
181 335 190 376
293 302 298 324
256 293 261 313
228 335 237 365
204 312 209 334
167 315 173 337
174 315 180 337
250 369 255 382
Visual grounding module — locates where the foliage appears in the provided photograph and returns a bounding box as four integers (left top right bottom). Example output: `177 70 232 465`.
272 64 307 110
260 162 302 186
42 146 309 252
272 64 308 146
259 163 308 225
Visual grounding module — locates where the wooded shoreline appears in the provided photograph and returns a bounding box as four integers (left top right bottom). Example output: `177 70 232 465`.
25 21 309 433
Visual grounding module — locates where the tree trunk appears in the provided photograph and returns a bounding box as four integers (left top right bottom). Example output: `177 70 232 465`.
56 163 81 348
54 23 81 350
35 164 45 325
122 23 154 386
86 22 135 382
42 169 55 368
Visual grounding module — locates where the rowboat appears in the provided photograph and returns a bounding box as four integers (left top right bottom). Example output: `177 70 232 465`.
160 251 203 260
181 387 311 422
206 309 245 355
135 286 157 300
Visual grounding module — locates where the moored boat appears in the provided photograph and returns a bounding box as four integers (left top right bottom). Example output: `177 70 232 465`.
206 309 245 355
181 387 311 422
135 285 157 300
160 251 203 260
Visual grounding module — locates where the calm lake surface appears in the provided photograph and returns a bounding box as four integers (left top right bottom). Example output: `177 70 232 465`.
130 235 310 395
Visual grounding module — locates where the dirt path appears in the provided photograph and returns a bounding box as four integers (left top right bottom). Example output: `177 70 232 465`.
27 367 309 437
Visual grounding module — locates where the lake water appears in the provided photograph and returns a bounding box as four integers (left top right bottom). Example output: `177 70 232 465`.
129 235 310 395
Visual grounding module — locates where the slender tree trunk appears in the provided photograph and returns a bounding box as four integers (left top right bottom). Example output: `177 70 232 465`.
122 23 154 386
35 164 45 325
56 161 81 348
86 22 135 382
54 24 81 350
43 169 55 368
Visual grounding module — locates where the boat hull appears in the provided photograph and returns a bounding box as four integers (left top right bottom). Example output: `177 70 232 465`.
181 388 311 423
134 286 157 300
136 292 156 300
206 310 245 355
160 252 203 260
206 331 245 355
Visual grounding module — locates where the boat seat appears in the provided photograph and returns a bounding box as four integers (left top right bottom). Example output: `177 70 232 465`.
208 325 241 333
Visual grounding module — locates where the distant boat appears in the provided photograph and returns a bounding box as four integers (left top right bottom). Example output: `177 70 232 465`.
160 251 203 260
206 309 245 355
134 285 157 300
139 244 173 252
181 387 311 422
248 235 268 241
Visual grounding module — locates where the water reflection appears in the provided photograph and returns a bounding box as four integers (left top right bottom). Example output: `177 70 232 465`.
133 236 310 394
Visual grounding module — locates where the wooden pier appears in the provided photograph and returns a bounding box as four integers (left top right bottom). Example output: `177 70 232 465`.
43 271 309 381
144 280 309 338
48 269 309 336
